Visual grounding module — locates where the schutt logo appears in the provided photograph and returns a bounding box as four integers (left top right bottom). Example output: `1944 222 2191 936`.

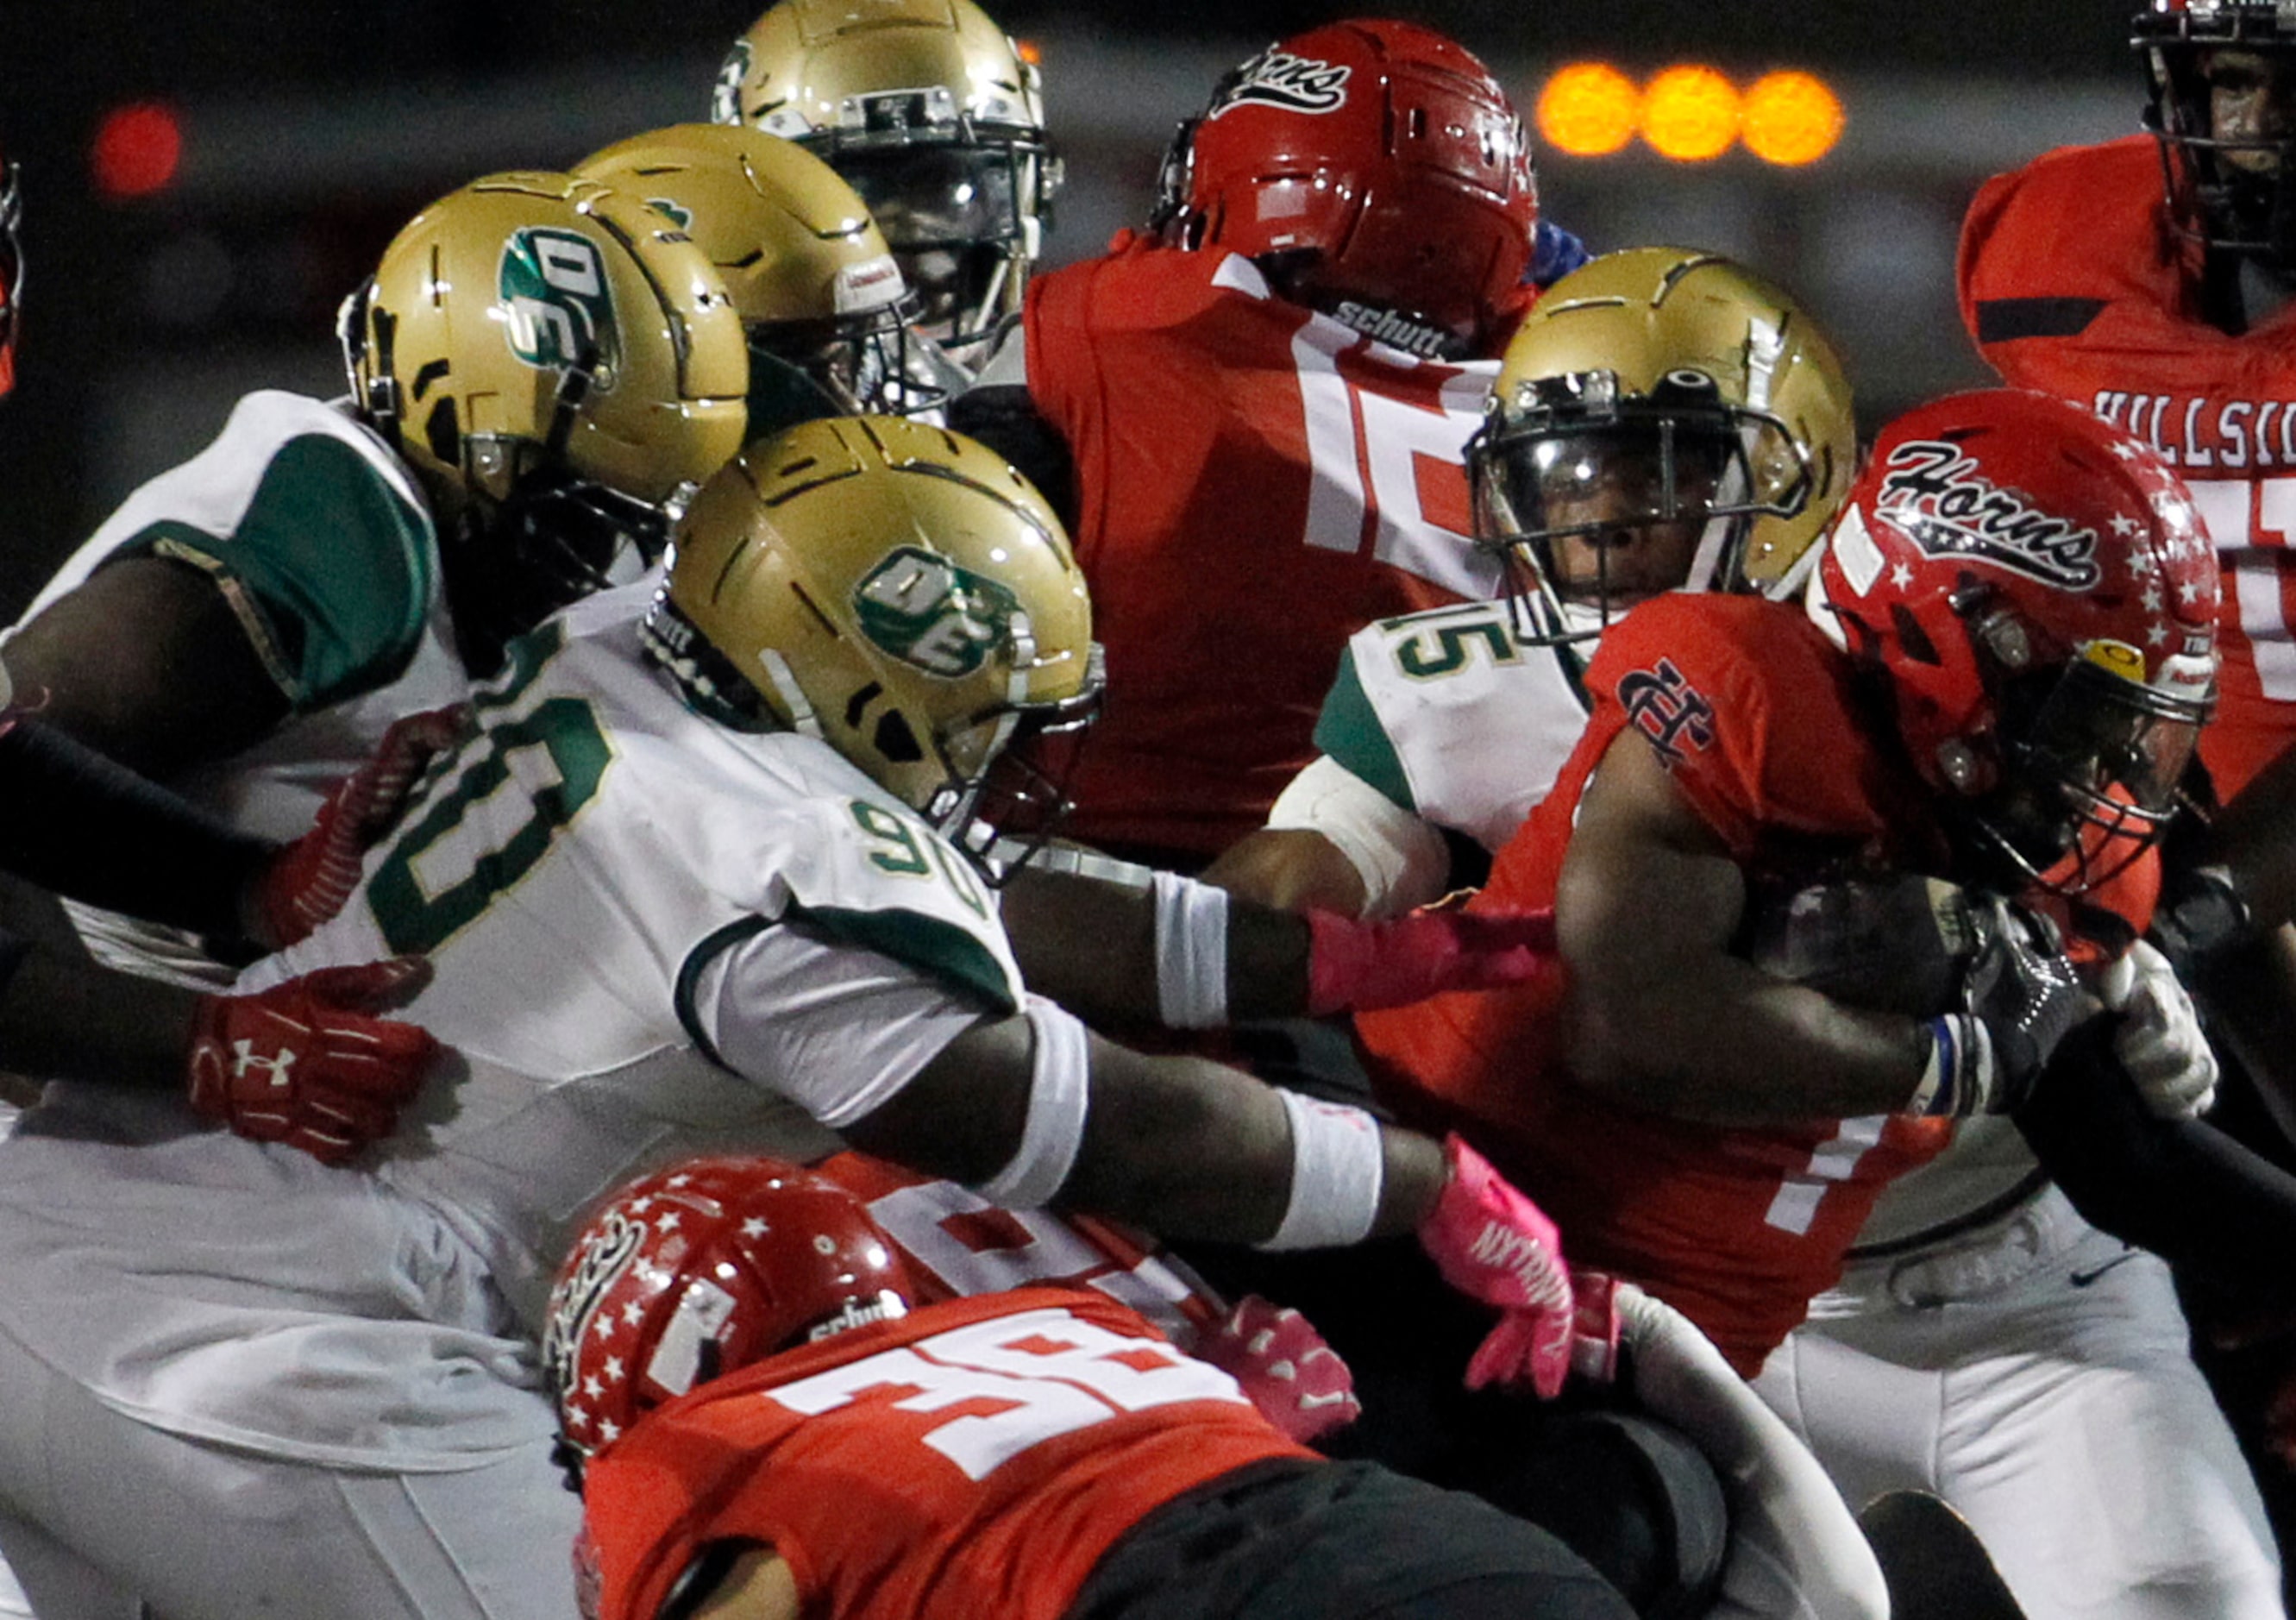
1877 440 2100 591
1207 47 1353 118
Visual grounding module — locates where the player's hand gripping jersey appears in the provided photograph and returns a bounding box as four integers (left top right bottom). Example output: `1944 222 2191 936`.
0 580 1032 1469
1961 135 2296 796
573 1287 1313 1620
1356 595 1954 1372
1025 239 1506 861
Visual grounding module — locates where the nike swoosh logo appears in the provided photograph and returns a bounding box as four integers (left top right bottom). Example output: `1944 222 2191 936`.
2068 1253 2138 1288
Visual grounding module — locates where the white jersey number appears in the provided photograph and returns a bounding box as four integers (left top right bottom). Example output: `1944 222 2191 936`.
766 1307 1245 1481
1291 325 1502 602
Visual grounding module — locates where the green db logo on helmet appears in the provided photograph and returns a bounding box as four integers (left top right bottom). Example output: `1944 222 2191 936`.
855 547 1020 679
499 228 619 376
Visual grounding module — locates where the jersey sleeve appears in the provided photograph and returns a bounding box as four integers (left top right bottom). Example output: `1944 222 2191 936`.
99 395 435 712
1310 638 1417 812
678 919 993 1129
1584 595 1892 860
674 789 1027 1123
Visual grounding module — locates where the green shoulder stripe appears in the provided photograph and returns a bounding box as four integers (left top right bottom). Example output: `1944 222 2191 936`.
790 901 1019 1015
124 435 434 711
675 917 775 1071
1311 647 1417 813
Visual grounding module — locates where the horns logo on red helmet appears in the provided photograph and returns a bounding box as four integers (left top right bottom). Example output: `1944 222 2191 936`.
1206 48 1355 118
1154 18 1536 357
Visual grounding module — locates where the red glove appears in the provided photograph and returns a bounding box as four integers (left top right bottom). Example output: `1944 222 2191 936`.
1304 905 1557 1016
188 958 441 1165
1193 1295 1362 1445
249 706 467 948
1415 1135 1577 1397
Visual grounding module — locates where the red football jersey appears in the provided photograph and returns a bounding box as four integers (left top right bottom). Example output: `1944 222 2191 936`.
1026 236 1504 859
812 1151 1223 1349
1960 135 2296 798
1356 594 1954 1373
577 1288 1311 1620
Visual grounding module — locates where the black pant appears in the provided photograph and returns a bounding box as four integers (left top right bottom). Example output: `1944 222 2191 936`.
1065 1458 1635 1620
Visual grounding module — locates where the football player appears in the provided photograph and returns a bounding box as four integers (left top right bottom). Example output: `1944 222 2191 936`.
947 18 1540 870
1198 247 1856 917
0 170 748 990
552 1155 1887 1620
574 123 967 430
711 0 1056 378
0 149 440 1156
1353 389 2283 1619
0 418 1576 1620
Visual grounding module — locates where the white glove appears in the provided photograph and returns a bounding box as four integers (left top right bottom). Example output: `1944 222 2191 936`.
2097 939 2218 1120
1616 1285 1886 1620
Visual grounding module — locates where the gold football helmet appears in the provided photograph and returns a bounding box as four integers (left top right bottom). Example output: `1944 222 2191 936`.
711 0 1059 369
576 123 962 432
1469 247 1855 641
646 415 1101 855
342 171 750 669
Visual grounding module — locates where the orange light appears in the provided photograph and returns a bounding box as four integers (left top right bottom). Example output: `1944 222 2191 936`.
1640 66 1741 162
1741 71 1844 166
92 102 182 199
1015 37 1043 67
1536 63 1640 158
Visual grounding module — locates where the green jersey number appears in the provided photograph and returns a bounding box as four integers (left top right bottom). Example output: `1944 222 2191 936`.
1388 615 1519 680
848 800 989 919
369 629 615 954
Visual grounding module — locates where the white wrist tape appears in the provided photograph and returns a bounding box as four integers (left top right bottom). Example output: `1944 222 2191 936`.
1259 1088 1386 1251
1151 870 1230 1028
973 996 1093 1208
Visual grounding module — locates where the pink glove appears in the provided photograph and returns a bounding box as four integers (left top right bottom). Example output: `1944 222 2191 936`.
1194 1295 1362 1445
188 958 442 1165
249 706 467 947
1416 1135 1577 1397
1304 905 1558 1016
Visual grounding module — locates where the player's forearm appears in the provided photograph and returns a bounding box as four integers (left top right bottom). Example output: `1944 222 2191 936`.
1057 1035 1445 1243
998 867 1311 1027
1199 828 1374 917
0 715 273 940
0 944 197 1090
1565 958 1926 1126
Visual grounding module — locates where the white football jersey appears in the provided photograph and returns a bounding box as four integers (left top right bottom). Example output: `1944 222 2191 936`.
1313 597 1595 854
9 390 470 985
0 581 1021 1469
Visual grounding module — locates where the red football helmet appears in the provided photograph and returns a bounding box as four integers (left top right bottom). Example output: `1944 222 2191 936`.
1815 389 2218 893
543 1156 919 1460
0 150 20 398
1151 18 1535 358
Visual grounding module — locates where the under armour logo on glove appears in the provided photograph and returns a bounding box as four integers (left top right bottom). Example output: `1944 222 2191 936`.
187 958 442 1165
1194 1295 1361 1445
227 1039 298 1089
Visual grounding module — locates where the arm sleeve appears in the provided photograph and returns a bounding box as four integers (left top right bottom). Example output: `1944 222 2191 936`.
0 715 271 938
2017 1015 2296 1309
